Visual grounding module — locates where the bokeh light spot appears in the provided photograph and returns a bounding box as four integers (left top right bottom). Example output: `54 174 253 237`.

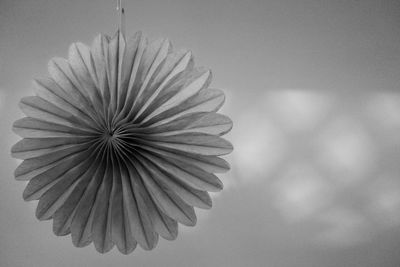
263 89 333 132
234 110 287 183
316 117 376 184
272 162 333 222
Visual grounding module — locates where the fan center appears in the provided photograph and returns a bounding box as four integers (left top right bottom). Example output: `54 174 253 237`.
102 128 120 143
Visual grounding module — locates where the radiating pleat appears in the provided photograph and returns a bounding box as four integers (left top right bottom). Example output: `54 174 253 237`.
131 175 160 250
106 32 120 117
15 143 91 181
11 137 92 159
133 50 194 123
70 159 107 247
144 68 211 123
68 42 104 116
48 58 103 126
37 143 105 221
117 33 147 120
140 112 232 136
117 147 178 240
116 32 142 115
132 156 197 226
35 157 93 220
49 58 93 108
141 132 233 156
139 150 223 192
142 88 225 126
35 75 96 127
128 166 178 240
13 117 96 138
19 96 94 131
52 160 99 236
22 150 90 200
148 68 211 118
116 32 125 113
136 152 212 209
125 39 170 123
91 157 114 253
137 145 230 173
130 40 175 121
110 159 136 254
34 78 100 130
119 163 158 250
91 34 111 121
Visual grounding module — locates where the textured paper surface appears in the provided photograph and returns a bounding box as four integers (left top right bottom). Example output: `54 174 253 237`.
11 31 233 254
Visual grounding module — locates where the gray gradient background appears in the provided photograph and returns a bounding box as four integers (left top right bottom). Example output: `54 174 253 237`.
1 0 400 266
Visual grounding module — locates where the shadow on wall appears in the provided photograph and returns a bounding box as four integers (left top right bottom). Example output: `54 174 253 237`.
231 88 400 246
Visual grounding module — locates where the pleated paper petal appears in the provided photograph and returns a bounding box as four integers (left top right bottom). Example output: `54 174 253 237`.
11 31 233 254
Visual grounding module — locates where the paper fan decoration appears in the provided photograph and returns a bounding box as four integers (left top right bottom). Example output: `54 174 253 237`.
11 4 233 254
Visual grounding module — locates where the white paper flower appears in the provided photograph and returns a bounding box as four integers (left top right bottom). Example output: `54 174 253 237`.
11 31 233 254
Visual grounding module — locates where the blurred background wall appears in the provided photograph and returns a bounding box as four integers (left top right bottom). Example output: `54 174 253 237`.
1 0 400 266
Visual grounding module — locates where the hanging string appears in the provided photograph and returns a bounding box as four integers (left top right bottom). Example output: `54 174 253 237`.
116 0 125 36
